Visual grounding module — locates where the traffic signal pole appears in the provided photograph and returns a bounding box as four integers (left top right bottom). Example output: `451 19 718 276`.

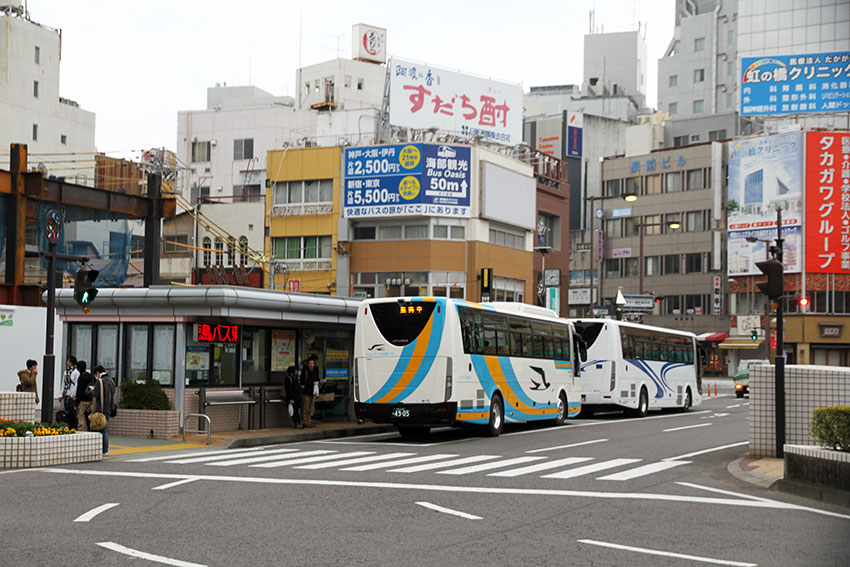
41 239 57 424
774 208 785 458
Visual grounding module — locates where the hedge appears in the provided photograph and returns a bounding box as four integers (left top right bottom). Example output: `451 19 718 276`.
119 379 172 411
809 406 850 452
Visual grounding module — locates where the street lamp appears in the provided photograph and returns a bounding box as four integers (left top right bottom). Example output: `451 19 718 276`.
638 218 681 296
534 246 554 307
745 236 773 261
587 191 638 316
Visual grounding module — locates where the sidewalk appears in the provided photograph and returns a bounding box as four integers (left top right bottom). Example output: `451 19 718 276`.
108 420 395 456
728 456 784 488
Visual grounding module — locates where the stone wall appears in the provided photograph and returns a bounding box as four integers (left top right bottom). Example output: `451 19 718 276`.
750 365 850 457
1 432 101 468
107 409 180 440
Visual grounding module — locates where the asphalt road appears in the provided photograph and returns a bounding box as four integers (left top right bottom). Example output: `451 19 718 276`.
3 393 849 567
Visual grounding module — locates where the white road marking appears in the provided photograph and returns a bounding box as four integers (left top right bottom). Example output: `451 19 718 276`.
664 423 712 433
206 450 334 467
416 501 481 520
577 539 757 566
664 441 748 461
74 503 119 522
166 447 300 465
500 410 710 437
152 478 200 491
341 454 459 471
542 458 642 480
97 542 207 567
252 452 374 469
676 482 779 504
596 460 691 481
436 456 544 475
488 457 594 478
727 404 742 409
128 446 276 463
294 452 415 470
45 468 850 520
526 438 609 453
388 455 501 473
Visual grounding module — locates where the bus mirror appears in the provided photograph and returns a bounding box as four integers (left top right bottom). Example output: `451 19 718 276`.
574 334 588 362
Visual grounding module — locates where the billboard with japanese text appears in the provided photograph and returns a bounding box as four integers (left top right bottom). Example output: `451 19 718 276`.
727 133 803 276
389 57 523 145
740 51 850 116
343 143 471 218
805 131 850 273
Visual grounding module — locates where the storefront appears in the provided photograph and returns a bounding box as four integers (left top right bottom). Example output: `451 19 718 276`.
55 286 360 430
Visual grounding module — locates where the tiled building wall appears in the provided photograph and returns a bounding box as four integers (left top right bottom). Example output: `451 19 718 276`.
750 365 850 457
107 410 180 440
182 387 291 433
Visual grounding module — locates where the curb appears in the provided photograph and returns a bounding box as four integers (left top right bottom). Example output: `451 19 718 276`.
727 456 781 489
225 424 396 448
776 479 850 508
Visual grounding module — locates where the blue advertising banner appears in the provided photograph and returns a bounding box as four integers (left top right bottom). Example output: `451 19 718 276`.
741 51 850 116
567 125 582 158
344 143 470 218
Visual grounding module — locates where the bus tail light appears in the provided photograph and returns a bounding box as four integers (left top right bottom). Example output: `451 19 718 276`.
353 358 360 402
445 357 453 401
609 362 616 391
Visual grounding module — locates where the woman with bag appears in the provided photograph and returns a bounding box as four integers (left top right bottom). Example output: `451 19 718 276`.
89 365 116 456
283 365 303 429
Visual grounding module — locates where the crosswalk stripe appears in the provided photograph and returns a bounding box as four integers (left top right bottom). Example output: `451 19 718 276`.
487 457 594 478
294 453 416 470
128 446 275 463
541 458 642 479
167 448 300 465
341 454 459 472
596 460 691 481
436 456 545 476
207 450 334 467
252 451 375 469
388 455 501 473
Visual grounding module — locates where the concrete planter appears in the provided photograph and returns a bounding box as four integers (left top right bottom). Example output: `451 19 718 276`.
0 392 37 423
0 432 102 469
781 444 850 507
107 408 180 440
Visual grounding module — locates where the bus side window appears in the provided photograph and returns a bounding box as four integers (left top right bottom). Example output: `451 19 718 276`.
522 334 533 357
483 328 497 355
509 332 524 357
496 330 510 355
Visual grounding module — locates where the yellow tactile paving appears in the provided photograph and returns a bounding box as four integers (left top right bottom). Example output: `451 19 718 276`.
107 443 206 455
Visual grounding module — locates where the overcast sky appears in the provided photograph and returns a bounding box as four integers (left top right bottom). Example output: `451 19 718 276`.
33 0 674 157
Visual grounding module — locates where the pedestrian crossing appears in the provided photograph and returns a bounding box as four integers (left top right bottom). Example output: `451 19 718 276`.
127 446 692 483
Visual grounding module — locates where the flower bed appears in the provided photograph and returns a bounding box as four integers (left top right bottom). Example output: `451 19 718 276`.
0 431 102 468
0 418 76 437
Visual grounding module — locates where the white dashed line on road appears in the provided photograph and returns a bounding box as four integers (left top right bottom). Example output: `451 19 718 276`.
577 539 757 566
74 503 119 522
416 501 481 520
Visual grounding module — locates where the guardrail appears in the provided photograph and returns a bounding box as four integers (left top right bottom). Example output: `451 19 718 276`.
183 413 211 445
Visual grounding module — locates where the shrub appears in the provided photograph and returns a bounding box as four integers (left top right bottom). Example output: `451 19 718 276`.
119 379 171 411
810 406 850 452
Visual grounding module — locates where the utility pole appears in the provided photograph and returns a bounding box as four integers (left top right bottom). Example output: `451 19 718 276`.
774 208 785 458
41 210 61 424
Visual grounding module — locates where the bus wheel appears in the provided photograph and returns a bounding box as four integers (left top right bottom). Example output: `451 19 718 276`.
679 387 692 413
486 394 504 437
552 393 567 426
630 387 648 418
396 425 430 439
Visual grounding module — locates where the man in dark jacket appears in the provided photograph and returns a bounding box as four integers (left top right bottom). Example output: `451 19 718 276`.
300 355 321 428
75 361 95 431
283 365 303 429
91 365 116 456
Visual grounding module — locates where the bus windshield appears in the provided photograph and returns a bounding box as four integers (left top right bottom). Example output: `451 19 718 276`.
370 301 436 346
574 321 605 349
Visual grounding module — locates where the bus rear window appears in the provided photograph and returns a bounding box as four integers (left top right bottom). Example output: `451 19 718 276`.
369 302 436 347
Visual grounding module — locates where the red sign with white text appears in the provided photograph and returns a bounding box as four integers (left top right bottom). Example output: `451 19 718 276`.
805 131 850 273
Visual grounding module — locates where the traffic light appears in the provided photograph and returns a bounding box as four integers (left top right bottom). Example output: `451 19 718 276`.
654 296 665 304
74 265 99 306
751 330 758 341
798 296 810 308
755 259 784 299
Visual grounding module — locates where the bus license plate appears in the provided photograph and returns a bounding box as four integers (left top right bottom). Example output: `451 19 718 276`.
391 407 410 418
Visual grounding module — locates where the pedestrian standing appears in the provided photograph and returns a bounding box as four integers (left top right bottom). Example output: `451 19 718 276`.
300 354 320 428
75 361 94 431
283 365 303 429
60 356 79 419
90 365 116 456
17 359 39 404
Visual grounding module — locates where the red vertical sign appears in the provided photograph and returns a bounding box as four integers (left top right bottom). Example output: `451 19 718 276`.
805 132 850 273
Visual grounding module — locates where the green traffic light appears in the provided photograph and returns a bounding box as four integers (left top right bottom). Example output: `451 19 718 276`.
81 291 90 304
751 330 758 341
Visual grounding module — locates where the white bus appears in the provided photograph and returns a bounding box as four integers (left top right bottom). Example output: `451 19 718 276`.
354 297 586 437
569 319 703 417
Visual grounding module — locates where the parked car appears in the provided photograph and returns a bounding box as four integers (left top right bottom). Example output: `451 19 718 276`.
734 359 770 398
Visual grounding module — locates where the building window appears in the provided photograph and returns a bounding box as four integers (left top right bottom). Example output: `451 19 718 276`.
215 238 224 265
378 226 402 240
728 29 734 45
273 180 332 205
669 75 678 88
694 69 705 83
644 214 662 235
694 37 706 51
199 186 210 201
625 177 640 197
726 93 734 108
605 219 622 239
690 135 700 143
669 102 678 114
235 184 262 202
672 135 688 147
239 236 248 265
645 256 662 276
353 226 376 240
32 124 38 141
34 46 40 64
693 99 705 113
624 216 640 237
164 234 189 253
537 212 560 249
666 172 682 193
492 276 524 302
202 237 211 266
664 254 681 275
664 214 681 234
666 295 682 315
727 61 734 77
709 129 727 141
357 78 364 90
227 242 235 266
450 226 465 240
685 253 702 273
605 179 621 196
304 235 332 259
686 210 705 232
404 225 428 239
33 80 39 98
191 141 211 162
624 257 639 277
60 134 67 145
273 236 332 259
233 138 254 160
489 227 524 250
685 294 705 314
686 169 704 190
645 174 662 195
605 259 621 278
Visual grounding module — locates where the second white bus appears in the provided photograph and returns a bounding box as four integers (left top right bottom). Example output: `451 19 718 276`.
569 318 703 416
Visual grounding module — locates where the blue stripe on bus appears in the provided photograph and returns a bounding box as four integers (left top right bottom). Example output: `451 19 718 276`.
629 359 667 399
497 357 558 410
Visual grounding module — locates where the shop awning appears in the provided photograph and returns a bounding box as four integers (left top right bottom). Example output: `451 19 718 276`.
718 338 764 349
696 332 728 342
